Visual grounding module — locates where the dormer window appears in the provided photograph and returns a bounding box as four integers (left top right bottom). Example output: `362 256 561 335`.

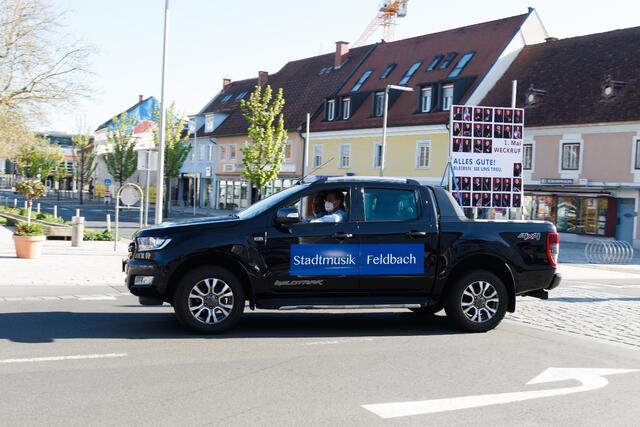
525 84 547 107
601 75 626 100
374 92 385 117
326 99 336 121
204 114 214 133
442 84 454 111
420 87 432 112
342 97 351 120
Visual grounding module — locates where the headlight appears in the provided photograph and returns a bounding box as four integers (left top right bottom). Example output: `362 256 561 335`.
136 237 171 252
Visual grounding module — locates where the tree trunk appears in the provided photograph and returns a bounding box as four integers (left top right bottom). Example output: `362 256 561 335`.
79 174 84 205
26 200 32 225
251 185 261 205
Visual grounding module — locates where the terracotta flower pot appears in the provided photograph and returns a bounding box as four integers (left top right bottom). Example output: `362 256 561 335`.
13 235 46 259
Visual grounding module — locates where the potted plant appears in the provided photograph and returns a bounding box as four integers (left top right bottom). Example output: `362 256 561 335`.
13 222 45 259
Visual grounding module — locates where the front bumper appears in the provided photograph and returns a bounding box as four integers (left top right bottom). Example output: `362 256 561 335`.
123 258 167 299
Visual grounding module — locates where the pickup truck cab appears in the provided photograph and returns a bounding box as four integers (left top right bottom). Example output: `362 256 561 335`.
124 177 561 333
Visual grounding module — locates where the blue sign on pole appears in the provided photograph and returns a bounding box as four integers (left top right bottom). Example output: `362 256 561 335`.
104 178 112 186
290 244 424 276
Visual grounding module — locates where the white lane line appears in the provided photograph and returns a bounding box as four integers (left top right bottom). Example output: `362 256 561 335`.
77 295 117 301
0 353 128 364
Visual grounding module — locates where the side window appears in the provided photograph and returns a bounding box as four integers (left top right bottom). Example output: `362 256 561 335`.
285 189 351 223
364 188 418 222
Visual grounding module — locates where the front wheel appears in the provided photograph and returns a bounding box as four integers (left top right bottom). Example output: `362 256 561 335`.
173 266 245 334
444 270 507 332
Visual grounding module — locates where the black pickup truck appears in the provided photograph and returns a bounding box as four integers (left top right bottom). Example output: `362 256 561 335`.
124 177 560 334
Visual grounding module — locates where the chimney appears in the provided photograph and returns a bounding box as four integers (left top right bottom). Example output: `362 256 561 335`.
222 78 231 89
334 41 349 69
257 71 268 87
138 94 144 103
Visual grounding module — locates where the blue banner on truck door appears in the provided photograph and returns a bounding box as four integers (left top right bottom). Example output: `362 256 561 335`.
290 244 424 276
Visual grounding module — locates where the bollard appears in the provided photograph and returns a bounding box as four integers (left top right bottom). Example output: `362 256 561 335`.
76 209 80 218
24 200 27 209
14 198 17 208
71 216 85 247
37 203 41 214
53 205 57 218
106 214 111 232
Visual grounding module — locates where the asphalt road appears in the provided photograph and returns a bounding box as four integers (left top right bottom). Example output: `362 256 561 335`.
0 283 639 426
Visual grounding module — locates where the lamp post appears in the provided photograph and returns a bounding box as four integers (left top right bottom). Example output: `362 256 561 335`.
380 84 414 177
155 0 170 224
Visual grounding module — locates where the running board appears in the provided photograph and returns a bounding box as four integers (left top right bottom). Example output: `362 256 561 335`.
278 304 422 310
256 296 432 310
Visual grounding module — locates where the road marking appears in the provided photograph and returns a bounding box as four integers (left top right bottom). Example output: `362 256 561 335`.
77 295 117 301
362 367 638 419
0 353 128 364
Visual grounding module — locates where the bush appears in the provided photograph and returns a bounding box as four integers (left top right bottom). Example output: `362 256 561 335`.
83 229 115 241
0 217 7 225
19 208 29 216
35 213 65 224
14 222 44 236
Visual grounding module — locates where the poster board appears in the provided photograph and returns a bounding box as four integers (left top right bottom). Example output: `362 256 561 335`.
449 105 525 208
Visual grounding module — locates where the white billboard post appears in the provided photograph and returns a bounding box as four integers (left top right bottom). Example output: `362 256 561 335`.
114 183 144 252
449 105 525 219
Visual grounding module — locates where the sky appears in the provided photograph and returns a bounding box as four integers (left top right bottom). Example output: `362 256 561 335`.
42 0 640 134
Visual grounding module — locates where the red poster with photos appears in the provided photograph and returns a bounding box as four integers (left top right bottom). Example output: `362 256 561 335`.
449 105 524 209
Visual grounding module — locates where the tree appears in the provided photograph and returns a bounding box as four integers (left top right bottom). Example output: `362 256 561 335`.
0 0 92 154
103 113 138 189
239 85 287 202
16 136 62 179
52 159 67 201
72 133 96 204
15 179 46 224
0 0 91 111
152 102 190 214
15 137 61 224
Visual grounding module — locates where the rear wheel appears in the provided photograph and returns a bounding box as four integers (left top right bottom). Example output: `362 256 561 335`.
173 266 245 334
444 270 507 332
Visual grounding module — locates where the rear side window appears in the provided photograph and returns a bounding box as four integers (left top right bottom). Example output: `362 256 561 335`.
364 188 418 222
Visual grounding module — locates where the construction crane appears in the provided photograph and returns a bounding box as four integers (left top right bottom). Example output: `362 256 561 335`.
353 0 409 47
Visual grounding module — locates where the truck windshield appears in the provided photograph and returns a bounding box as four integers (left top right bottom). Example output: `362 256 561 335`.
237 184 310 219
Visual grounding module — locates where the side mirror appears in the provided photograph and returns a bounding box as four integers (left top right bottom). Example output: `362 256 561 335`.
275 207 300 224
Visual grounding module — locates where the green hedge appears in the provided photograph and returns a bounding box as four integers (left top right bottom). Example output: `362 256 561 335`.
83 229 115 241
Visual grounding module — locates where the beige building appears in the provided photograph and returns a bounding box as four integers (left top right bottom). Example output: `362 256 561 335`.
483 27 640 247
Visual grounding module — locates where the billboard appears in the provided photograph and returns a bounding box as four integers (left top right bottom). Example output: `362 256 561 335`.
449 105 524 208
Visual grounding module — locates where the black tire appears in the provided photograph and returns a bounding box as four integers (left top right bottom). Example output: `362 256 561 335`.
138 296 164 306
173 266 245 334
444 270 508 332
409 304 443 316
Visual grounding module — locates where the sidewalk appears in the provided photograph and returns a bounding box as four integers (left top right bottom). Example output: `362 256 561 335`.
0 225 129 286
559 241 640 264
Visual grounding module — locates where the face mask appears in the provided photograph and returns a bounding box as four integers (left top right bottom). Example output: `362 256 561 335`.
324 201 334 213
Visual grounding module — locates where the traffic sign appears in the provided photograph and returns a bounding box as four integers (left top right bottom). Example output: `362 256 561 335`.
104 178 112 186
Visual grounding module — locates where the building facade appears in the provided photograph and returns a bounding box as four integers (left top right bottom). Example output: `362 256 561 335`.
308 10 548 186
482 26 640 247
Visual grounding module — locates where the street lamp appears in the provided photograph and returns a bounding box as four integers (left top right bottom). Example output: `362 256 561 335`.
380 84 414 177
155 0 170 224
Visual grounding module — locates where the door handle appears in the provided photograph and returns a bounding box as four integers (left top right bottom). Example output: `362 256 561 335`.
406 230 427 238
332 232 353 240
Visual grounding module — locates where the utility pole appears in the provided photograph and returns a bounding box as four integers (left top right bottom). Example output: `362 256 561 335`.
155 0 169 224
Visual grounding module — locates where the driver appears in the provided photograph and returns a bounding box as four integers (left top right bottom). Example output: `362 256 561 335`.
311 191 346 223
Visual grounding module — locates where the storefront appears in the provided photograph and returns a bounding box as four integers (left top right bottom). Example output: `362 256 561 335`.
215 177 296 210
523 190 616 237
